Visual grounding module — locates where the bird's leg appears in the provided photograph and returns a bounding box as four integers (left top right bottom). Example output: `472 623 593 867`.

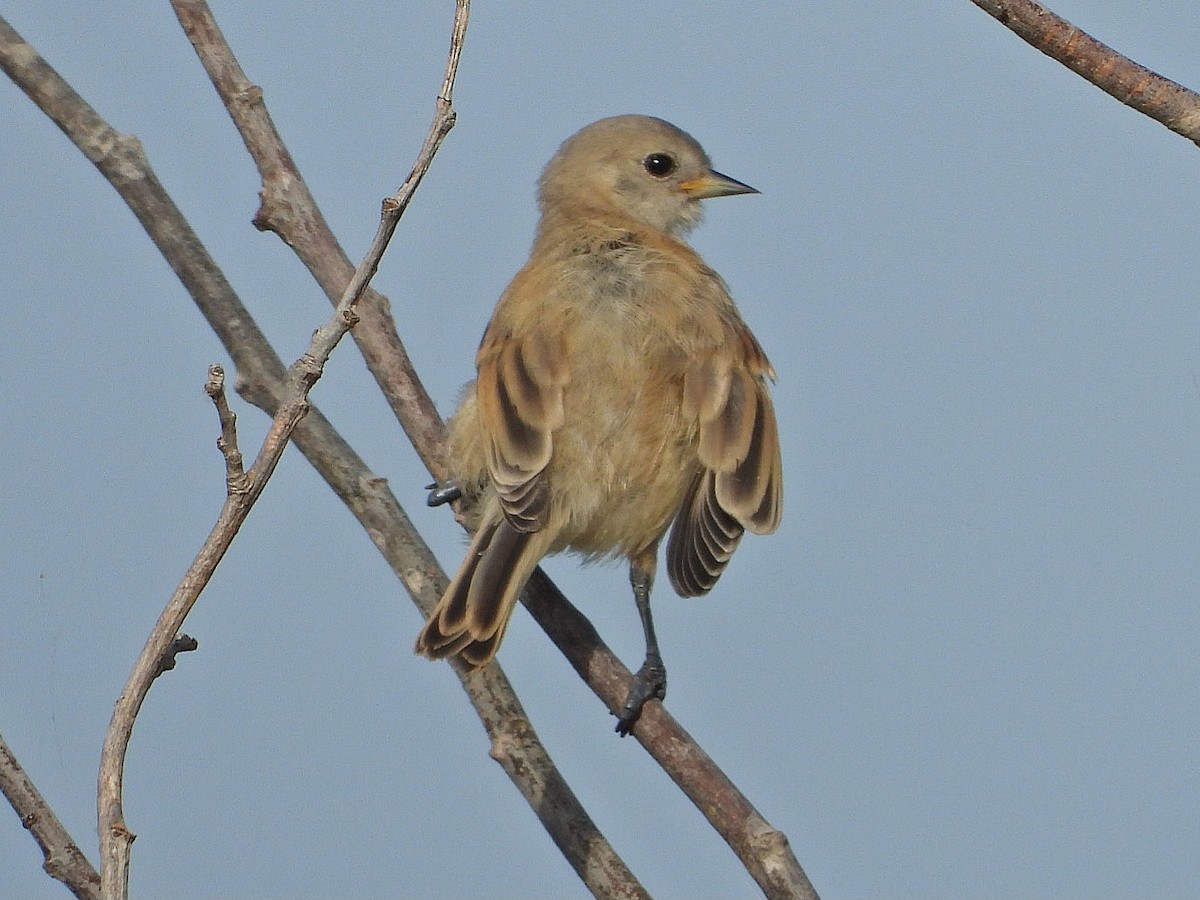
426 479 462 507
616 558 667 736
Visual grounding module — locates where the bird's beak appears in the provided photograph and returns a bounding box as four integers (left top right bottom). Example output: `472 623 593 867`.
679 169 759 199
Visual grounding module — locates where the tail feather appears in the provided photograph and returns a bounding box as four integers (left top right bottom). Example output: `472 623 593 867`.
415 513 549 667
466 520 534 639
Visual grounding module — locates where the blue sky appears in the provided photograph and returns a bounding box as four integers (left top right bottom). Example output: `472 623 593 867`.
3 2 1199 897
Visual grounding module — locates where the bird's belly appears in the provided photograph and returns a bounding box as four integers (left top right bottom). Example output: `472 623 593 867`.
546 337 698 559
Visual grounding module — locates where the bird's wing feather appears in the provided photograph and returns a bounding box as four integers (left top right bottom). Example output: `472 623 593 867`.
668 331 782 595
475 323 568 532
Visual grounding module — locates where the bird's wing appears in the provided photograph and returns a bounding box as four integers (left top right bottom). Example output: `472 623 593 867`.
475 323 568 532
668 330 783 595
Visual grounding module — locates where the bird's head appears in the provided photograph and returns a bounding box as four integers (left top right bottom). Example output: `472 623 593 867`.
538 114 757 236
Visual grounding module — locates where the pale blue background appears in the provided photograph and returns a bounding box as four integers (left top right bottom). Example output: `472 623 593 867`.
3 2 1199 897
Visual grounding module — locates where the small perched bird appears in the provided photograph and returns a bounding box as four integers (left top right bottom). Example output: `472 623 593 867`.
416 115 782 734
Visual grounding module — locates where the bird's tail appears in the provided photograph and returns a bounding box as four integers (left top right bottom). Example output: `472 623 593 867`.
415 514 552 668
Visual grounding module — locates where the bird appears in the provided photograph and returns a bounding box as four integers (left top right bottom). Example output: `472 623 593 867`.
416 114 782 735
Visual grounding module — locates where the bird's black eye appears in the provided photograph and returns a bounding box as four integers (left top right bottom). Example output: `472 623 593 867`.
643 152 678 178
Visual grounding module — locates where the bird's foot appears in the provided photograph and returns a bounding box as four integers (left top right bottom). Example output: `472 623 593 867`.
426 479 462 507
615 658 667 736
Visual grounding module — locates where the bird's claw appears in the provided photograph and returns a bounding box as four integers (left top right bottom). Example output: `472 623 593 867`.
426 480 462 507
615 660 667 736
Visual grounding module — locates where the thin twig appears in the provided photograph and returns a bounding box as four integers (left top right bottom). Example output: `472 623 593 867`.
0 16 288 407
968 0 1200 146
97 287 366 900
205 365 248 491
0 731 101 900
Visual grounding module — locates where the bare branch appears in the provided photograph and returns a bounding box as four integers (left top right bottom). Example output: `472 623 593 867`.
0 732 101 900
968 0 1200 146
523 572 819 900
171 0 453 478
0 16 288 407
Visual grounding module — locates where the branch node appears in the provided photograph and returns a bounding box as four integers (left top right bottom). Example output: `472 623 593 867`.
204 364 224 395
290 354 325 394
234 83 262 106
487 717 532 764
154 633 200 678
206 364 246 483
227 472 253 495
